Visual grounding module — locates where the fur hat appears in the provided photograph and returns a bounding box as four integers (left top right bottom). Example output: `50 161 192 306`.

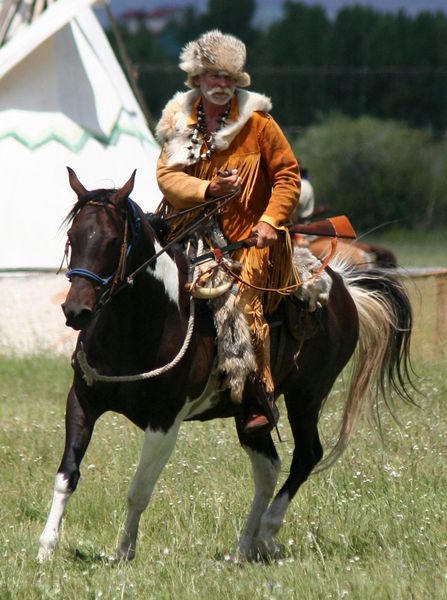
179 29 251 89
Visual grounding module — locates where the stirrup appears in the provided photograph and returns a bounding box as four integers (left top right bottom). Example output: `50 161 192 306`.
243 412 275 434
242 373 279 435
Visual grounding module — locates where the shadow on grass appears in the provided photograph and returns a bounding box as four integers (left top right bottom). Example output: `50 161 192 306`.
68 546 115 566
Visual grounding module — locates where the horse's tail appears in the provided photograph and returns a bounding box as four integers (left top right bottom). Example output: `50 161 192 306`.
315 266 416 472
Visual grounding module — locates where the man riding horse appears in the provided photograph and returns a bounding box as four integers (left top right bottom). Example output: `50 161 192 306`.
155 29 304 435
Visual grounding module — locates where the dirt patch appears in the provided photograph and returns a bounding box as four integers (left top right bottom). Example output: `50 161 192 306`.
0 273 77 355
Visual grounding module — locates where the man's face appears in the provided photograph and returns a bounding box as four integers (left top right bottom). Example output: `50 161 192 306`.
195 71 237 106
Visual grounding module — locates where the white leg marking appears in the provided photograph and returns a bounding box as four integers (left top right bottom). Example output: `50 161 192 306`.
258 493 289 541
237 447 281 560
149 241 179 306
115 421 181 561
253 493 290 560
37 473 71 562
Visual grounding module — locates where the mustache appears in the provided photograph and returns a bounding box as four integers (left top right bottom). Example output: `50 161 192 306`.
208 86 233 96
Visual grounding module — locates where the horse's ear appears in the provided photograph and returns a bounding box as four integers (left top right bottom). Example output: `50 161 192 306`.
112 170 136 207
67 167 88 198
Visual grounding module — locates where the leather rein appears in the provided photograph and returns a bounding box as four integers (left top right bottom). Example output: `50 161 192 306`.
62 190 240 309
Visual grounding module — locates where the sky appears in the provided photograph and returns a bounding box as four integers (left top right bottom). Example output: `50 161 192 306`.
255 0 447 24
108 0 447 25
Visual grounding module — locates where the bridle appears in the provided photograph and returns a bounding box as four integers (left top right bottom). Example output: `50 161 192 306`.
64 198 141 293
62 189 240 308
63 187 241 385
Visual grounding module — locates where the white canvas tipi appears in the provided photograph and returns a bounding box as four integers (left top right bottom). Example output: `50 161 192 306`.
0 0 162 271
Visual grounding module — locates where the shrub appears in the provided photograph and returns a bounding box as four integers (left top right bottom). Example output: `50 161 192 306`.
294 115 447 232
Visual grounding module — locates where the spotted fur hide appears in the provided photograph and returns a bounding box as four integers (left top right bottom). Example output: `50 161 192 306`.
194 238 332 404
293 246 332 311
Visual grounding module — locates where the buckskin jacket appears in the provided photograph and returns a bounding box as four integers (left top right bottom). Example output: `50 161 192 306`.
155 88 301 243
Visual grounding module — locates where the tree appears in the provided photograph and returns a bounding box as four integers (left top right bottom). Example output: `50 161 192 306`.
294 115 447 230
106 2 447 132
256 1 330 67
203 0 257 43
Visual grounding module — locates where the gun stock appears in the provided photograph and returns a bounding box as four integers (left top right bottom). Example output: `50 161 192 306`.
290 215 356 239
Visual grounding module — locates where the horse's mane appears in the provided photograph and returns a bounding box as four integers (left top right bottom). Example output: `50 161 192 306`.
144 212 172 246
61 194 175 251
62 189 118 228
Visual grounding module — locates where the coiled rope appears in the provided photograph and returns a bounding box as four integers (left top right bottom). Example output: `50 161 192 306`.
76 240 204 386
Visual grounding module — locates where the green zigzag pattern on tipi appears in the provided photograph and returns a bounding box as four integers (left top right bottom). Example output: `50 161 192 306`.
0 111 158 152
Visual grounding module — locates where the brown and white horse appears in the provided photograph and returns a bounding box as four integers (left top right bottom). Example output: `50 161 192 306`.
292 178 397 269
38 170 414 563
306 237 398 270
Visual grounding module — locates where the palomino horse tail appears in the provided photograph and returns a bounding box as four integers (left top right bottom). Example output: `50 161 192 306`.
315 266 415 472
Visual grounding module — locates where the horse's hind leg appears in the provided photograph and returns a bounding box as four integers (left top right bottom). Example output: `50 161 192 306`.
115 420 181 562
235 423 281 562
37 386 98 562
253 395 323 560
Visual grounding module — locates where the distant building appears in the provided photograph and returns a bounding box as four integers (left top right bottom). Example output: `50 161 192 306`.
118 5 186 34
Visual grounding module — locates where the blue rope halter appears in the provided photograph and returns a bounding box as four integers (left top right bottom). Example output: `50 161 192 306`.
65 198 141 287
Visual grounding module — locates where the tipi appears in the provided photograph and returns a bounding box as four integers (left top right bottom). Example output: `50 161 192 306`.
0 0 162 270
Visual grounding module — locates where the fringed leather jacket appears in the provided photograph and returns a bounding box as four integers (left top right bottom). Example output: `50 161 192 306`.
155 89 301 243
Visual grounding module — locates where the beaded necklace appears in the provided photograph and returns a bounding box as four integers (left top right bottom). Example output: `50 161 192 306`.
187 100 231 161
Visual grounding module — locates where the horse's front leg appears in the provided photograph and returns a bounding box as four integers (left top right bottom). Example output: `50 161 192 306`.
37 385 98 562
115 419 181 562
235 423 281 562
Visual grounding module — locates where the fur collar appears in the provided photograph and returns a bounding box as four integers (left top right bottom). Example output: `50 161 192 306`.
156 89 272 167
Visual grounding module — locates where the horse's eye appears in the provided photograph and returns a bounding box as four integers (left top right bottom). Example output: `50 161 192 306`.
109 238 122 251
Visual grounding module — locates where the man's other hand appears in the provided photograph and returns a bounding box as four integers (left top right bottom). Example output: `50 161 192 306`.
206 169 241 198
251 221 278 248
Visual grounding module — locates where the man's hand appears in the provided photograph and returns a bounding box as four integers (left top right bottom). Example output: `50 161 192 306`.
251 221 278 248
206 169 241 198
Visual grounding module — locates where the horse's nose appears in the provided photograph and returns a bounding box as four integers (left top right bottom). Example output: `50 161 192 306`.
61 302 93 331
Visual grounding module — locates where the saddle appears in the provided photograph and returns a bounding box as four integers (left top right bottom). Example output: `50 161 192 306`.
283 293 321 341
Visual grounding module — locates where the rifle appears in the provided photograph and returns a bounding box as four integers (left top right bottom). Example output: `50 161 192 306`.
191 216 356 265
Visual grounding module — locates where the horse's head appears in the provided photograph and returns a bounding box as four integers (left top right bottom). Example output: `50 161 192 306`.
61 168 137 330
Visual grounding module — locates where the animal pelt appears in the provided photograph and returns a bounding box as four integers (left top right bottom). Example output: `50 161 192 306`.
179 29 251 89
155 89 272 167
193 244 332 404
209 279 257 404
292 246 332 311
193 226 256 404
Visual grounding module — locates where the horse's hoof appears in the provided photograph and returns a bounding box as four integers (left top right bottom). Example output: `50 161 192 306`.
37 536 57 563
253 538 286 563
37 547 54 563
226 549 249 564
114 547 135 563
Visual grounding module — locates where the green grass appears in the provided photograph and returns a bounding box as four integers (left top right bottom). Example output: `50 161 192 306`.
0 353 446 599
1 239 446 599
360 228 447 268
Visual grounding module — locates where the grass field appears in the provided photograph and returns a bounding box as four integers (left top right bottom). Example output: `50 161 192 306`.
0 237 446 599
362 228 447 269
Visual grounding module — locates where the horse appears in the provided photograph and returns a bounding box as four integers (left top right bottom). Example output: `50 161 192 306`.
37 169 414 563
306 237 398 270
290 184 398 270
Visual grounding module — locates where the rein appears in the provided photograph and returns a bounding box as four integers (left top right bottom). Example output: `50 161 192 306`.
67 192 237 386
126 189 240 281
76 239 205 386
64 189 239 311
96 188 240 306
218 237 338 295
